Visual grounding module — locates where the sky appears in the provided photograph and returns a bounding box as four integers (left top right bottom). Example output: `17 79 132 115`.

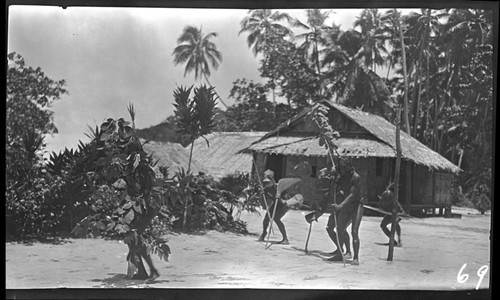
7 5 398 155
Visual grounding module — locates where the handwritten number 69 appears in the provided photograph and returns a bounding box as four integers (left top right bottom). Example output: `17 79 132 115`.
457 263 489 289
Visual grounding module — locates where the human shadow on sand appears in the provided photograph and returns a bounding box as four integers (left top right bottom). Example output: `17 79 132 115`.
289 246 354 264
90 273 171 287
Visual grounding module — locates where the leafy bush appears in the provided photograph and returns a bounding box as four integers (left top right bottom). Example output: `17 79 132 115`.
5 169 66 239
6 53 69 240
469 184 491 214
160 171 256 234
451 185 490 214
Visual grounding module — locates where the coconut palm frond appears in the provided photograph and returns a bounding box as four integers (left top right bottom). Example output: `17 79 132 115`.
172 26 222 82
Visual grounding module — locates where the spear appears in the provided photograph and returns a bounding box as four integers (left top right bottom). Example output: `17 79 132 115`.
265 191 280 249
252 160 275 240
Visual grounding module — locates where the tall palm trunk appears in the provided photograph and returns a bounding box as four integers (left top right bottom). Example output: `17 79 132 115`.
204 74 228 109
412 9 431 137
432 92 437 150
394 9 412 211
423 11 431 142
395 9 411 135
388 105 402 261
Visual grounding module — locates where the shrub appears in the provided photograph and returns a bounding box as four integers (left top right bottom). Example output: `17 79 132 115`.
470 184 491 214
163 171 253 234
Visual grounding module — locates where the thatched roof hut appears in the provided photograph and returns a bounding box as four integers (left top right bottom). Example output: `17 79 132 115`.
190 132 266 179
250 101 460 173
141 139 202 178
245 100 460 216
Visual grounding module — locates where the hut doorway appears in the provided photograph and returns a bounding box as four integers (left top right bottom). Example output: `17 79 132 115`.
265 154 285 181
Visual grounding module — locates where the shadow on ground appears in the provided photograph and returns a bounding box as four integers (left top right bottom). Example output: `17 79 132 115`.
90 273 171 288
6 237 74 246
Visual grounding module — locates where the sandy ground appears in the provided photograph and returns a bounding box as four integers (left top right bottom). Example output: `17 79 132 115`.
6 207 491 290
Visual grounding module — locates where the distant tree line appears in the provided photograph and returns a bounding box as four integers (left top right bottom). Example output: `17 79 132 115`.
170 8 493 211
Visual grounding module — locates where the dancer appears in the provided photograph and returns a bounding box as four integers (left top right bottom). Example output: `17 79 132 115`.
327 162 365 265
257 169 290 244
378 184 406 246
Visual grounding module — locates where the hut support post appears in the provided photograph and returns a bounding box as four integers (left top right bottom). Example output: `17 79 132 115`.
388 106 402 261
405 163 412 213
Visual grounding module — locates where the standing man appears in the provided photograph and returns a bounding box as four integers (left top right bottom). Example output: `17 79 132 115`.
306 168 351 257
378 184 405 246
327 162 365 265
257 169 290 245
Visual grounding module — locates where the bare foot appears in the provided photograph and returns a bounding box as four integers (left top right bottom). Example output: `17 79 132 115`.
351 259 359 265
327 254 344 262
146 272 160 282
277 239 289 245
328 249 342 256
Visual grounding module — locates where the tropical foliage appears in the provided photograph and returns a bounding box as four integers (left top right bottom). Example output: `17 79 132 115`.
6 53 257 245
233 8 493 213
6 7 493 245
6 52 68 239
172 26 222 81
214 79 296 131
239 9 292 56
172 25 228 108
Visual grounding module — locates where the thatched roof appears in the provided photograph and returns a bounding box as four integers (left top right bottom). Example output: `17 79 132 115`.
328 102 461 173
248 135 395 158
191 132 267 178
247 101 461 174
141 139 203 177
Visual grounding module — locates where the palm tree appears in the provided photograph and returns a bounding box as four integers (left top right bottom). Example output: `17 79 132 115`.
321 15 391 117
403 9 449 138
442 9 492 107
381 9 411 135
291 9 331 75
353 8 388 72
239 9 292 56
172 26 227 108
239 9 292 114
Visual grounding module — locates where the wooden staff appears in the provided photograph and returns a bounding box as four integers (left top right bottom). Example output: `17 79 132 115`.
265 193 280 249
252 160 275 241
304 221 313 253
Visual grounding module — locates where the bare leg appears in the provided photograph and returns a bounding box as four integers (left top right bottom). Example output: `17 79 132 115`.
275 218 289 244
259 212 270 241
326 214 340 253
140 247 159 281
127 243 149 280
381 215 401 246
343 231 352 258
275 205 289 244
351 204 364 265
327 212 348 261
380 215 392 239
